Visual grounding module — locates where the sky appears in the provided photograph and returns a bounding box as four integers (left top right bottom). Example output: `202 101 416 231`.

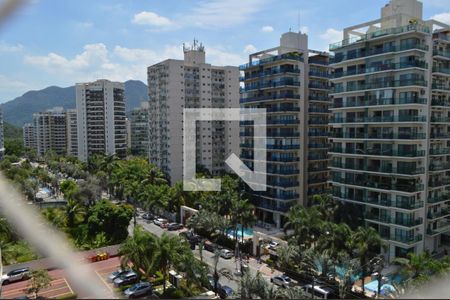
0 0 449 103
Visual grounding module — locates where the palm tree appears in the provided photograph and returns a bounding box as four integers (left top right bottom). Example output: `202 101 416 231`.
336 254 360 299
276 287 308 299
151 233 183 293
99 154 120 199
312 194 338 222
65 198 85 228
283 205 323 248
237 271 278 299
212 248 221 295
393 252 442 280
119 226 155 274
349 226 385 295
316 222 353 259
301 249 336 298
142 165 168 186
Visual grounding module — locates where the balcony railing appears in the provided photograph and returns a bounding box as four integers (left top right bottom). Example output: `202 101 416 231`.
331 176 424 192
333 61 428 79
243 79 301 92
429 163 450 171
432 83 450 91
427 223 450 235
331 42 429 64
240 93 301 104
432 99 450 107
433 50 450 59
428 192 450 204
333 191 424 210
329 24 430 50
332 79 427 94
330 162 424 175
430 148 450 155
330 132 426 140
333 97 427 108
330 115 426 123
431 116 450 123
433 66 450 75
390 234 423 244
329 146 425 157
430 132 450 139
427 208 450 220
241 68 301 80
309 71 330 78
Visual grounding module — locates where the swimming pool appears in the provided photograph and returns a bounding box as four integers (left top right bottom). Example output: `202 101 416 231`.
226 225 254 239
364 280 395 295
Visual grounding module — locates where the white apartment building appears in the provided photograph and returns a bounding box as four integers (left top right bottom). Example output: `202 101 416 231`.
66 109 78 157
0 108 4 160
31 107 67 156
76 79 127 162
329 0 450 260
147 42 240 183
130 102 150 156
240 32 331 228
23 123 37 150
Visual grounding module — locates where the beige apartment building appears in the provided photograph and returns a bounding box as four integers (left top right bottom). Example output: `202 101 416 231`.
29 107 67 156
130 102 150 156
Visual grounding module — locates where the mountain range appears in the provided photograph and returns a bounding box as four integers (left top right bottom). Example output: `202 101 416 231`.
0 80 148 126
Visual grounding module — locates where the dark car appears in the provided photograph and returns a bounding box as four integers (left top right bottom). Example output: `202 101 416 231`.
218 285 234 299
113 271 139 287
179 231 202 244
142 213 155 221
204 240 221 252
108 268 130 283
124 282 153 298
167 223 183 231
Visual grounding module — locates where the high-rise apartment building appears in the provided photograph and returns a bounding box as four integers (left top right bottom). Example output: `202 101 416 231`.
0 108 4 160
66 109 78 157
240 32 331 228
76 79 127 162
130 102 150 156
23 123 37 150
147 43 240 183
329 0 450 260
31 107 67 156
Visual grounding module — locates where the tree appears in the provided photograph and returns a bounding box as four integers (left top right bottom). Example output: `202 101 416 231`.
150 233 184 293
119 226 155 273
65 198 85 228
336 254 360 299
348 226 385 295
283 205 323 249
87 200 133 243
27 269 52 299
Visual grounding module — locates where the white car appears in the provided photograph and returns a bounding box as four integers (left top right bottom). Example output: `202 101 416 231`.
1 268 30 285
153 218 168 227
220 249 234 259
270 274 293 288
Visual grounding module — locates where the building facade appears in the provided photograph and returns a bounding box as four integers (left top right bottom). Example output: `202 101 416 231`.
328 0 450 260
23 123 37 150
130 102 150 156
76 79 127 162
66 109 78 157
240 32 331 228
32 107 67 156
147 43 240 183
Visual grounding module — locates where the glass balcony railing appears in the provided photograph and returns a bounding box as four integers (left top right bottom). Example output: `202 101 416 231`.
331 42 429 64
429 163 450 171
309 71 330 78
266 168 299 175
267 156 300 162
330 162 424 175
329 146 425 157
433 50 450 59
332 191 424 209
309 83 330 90
333 61 428 78
265 106 300 113
240 93 301 104
308 153 329 160
332 79 427 94
330 115 426 123
309 119 328 125
430 132 450 139
432 99 450 107
241 68 301 80
329 24 430 50
431 116 450 123
240 52 304 70
308 107 329 113
433 66 450 75
429 178 450 187
308 143 329 149
330 132 426 140
333 97 427 108
390 234 423 244
308 131 328 137
427 208 450 220
310 95 331 101
331 176 424 192
428 193 450 204
430 148 450 155
432 83 450 91
243 79 301 92
427 223 450 235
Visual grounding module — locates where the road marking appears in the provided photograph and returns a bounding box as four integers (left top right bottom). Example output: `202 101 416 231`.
64 277 74 295
95 270 114 293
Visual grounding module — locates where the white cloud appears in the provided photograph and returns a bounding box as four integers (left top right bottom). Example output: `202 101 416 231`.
243 44 257 54
0 42 23 52
320 28 343 44
0 74 26 89
261 25 274 33
300 26 309 34
22 43 244 83
132 11 172 27
431 12 450 25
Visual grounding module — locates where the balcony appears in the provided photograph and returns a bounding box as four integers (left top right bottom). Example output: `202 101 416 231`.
308 143 329 149
308 153 329 160
309 71 330 78
430 148 450 155
240 93 301 104
243 79 301 92
331 42 429 64
433 50 450 59
329 24 430 50
431 116 450 123
267 156 300 162
332 79 427 94
329 146 425 158
267 180 299 188
333 97 427 109
427 208 450 220
309 107 329 113
309 83 330 90
433 66 450 76
308 177 328 184
240 52 304 70
390 234 423 245
429 177 450 188
266 106 300 113
330 162 424 175
330 132 426 140
428 193 450 204
241 68 301 80
309 119 329 125
427 222 450 235
430 132 450 139
432 83 450 91
432 99 450 107
332 61 428 79
429 163 450 172
266 168 299 175
331 176 424 193
309 131 328 137
310 95 330 102
365 213 423 227
330 115 426 124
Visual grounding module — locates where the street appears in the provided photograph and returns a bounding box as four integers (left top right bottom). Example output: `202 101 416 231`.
135 217 282 292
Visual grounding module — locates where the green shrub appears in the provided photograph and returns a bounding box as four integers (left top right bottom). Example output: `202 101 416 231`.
55 293 77 300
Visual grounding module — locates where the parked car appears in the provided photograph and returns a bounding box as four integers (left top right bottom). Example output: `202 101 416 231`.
124 282 153 298
179 231 202 244
153 218 168 227
220 249 234 259
270 274 293 288
142 213 155 221
204 240 220 252
113 271 138 287
167 223 183 231
108 268 130 283
303 284 333 299
1 268 30 285
268 241 279 250
218 285 234 299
